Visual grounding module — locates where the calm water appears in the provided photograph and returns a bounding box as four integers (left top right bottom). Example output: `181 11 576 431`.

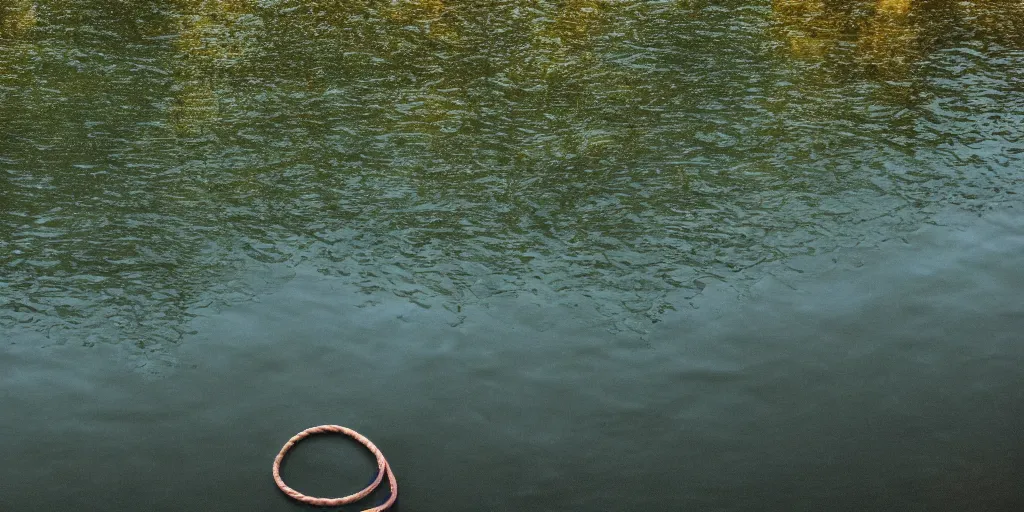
2 0 1023 510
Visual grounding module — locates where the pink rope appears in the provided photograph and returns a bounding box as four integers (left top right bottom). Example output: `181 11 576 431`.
272 425 398 510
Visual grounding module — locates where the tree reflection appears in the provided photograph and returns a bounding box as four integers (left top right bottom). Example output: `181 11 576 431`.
772 0 1023 79
169 0 253 137
0 0 35 39
385 0 452 39
2 0 1021 347
857 0 917 78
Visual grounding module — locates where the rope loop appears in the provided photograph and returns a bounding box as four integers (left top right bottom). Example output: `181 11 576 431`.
272 425 398 511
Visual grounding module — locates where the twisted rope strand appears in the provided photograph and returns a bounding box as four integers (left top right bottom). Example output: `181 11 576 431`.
272 425 398 511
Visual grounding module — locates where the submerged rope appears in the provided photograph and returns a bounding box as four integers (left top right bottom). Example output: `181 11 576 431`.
272 425 398 511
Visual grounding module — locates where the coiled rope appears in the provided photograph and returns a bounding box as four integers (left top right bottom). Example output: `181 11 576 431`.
272 425 398 511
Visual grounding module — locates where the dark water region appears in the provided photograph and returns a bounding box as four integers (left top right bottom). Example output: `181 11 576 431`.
2 0 1023 510
3 207 1023 511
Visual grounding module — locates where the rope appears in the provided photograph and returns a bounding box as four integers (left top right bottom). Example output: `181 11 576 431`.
272 425 398 511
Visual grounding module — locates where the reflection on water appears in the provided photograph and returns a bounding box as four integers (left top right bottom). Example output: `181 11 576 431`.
1 0 1023 351
0 0 35 39
772 0 1024 78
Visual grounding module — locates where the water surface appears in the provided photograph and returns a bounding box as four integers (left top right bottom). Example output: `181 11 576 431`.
2 1 1023 510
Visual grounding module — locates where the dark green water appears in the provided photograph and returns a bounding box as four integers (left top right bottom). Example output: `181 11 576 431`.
2 1 1023 510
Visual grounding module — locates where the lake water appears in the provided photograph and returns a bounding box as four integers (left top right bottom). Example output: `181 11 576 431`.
2 1 1023 510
